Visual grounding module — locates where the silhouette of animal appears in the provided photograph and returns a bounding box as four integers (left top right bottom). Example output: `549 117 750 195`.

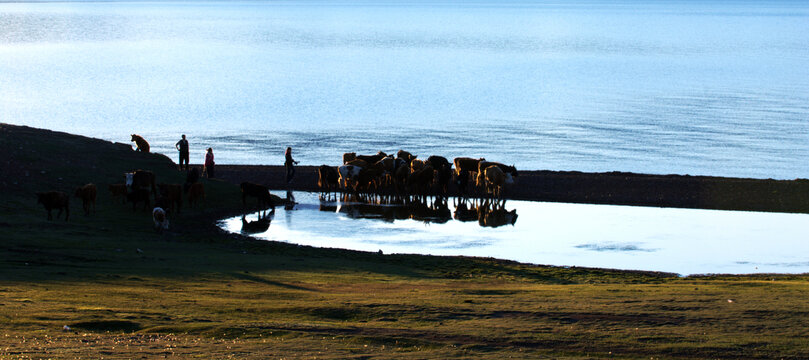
125 170 156 196
453 157 485 178
407 164 434 196
240 182 274 209
338 165 362 190
342 152 356 164
410 159 425 173
477 161 518 178
355 151 387 165
127 188 151 211
130 134 150 152
108 183 128 204
317 165 339 192
396 150 417 164
37 191 69 221
426 156 452 196
74 183 97 216
187 183 205 208
157 183 182 214
344 159 369 168
480 165 507 198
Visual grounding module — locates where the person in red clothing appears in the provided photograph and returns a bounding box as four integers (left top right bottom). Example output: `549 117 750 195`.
204 147 215 178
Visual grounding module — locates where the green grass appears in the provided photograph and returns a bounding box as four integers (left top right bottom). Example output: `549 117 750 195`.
2 123 809 359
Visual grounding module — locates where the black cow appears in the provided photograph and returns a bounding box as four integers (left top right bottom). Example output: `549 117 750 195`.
37 191 70 221
240 182 275 210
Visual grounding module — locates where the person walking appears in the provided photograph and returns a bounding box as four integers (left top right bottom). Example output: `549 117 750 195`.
204 147 215 178
175 134 189 171
284 146 299 184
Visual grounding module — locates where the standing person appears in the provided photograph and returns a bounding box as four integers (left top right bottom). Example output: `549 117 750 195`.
175 134 189 171
204 147 215 178
284 147 299 184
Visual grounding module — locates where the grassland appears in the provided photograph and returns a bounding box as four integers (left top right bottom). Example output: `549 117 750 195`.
2 123 808 359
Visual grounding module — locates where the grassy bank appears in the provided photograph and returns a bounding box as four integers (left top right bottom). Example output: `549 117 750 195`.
2 123 808 359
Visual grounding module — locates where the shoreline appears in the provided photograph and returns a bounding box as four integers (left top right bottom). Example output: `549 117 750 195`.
199 164 809 214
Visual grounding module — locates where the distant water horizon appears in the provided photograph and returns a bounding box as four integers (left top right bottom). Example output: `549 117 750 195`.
2 0 808 179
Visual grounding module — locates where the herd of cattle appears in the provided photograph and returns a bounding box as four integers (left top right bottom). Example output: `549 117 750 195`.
316 150 517 199
35 168 205 232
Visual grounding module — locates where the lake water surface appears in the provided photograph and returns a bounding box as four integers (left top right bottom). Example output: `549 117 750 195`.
219 192 809 276
2 0 808 179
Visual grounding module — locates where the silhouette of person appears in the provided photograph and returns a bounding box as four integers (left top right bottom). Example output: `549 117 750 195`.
284 147 299 184
204 147 215 178
175 134 189 171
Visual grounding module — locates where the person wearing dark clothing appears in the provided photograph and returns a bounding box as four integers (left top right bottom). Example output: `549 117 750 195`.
175 134 190 170
284 147 299 184
204 147 215 178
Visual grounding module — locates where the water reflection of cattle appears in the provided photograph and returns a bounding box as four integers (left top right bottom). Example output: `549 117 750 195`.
241 209 274 234
453 201 480 222
479 207 518 228
332 194 451 224
454 198 518 228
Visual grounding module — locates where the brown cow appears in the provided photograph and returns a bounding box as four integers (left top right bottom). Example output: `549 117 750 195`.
74 183 97 215
108 183 128 204
37 191 69 221
345 159 369 168
187 183 205 208
396 150 417 164
410 159 425 173
407 165 434 196
481 165 506 198
130 134 150 153
356 151 387 164
342 152 357 164
477 161 518 178
426 156 452 196
453 157 485 177
157 183 182 214
317 165 339 192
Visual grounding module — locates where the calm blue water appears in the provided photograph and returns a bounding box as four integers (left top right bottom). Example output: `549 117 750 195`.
2 0 808 179
220 192 809 276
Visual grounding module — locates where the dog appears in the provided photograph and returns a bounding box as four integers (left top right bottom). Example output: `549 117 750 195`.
152 207 169 232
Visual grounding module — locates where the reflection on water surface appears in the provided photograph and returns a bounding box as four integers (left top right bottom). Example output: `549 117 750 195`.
220 192 809 276
318 193 517 228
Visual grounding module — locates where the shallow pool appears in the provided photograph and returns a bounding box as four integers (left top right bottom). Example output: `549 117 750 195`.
219 191 809 276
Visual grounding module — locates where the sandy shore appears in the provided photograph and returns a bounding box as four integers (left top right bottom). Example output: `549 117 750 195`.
199 164 809 214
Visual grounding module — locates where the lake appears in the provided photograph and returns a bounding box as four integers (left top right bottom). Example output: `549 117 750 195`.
220 191 809 276
2 0 808 179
